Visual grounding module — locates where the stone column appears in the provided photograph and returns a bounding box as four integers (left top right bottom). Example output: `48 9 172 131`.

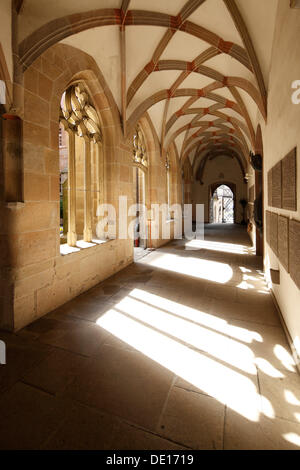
83 137 92 242
96 142 103 211
2 115 23 202
67 131 77 246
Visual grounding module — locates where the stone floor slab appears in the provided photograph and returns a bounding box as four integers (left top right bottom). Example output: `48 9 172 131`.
158 387 225 450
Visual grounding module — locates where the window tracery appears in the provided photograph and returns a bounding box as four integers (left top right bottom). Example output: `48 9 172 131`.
59 83 103 250
133 125 147 168
60 83 101 143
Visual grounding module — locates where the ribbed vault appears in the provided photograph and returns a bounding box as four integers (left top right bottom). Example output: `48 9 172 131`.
17 0 278 172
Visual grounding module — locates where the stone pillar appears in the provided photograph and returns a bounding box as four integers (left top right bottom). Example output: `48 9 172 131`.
67 131 77 246
62 179 68 236
96 142 103 212
2 115 23 202
83 137 92 242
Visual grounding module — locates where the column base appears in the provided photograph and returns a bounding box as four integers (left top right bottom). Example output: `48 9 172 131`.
83 228 93 243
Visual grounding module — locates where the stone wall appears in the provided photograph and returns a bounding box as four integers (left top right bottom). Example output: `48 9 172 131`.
262 0 300 360
0 44 182 331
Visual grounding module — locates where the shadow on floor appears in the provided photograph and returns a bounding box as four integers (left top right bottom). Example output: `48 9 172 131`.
0 224 299 450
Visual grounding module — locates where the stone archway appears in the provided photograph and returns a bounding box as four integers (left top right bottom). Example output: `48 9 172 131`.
6 43 131 330
209 181 237 224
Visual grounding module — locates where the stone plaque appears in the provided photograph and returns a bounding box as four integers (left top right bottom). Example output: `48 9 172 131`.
272 162 282 208
282 148 297 211
266 210 272 246
268 170 272 207
270 212 278 255
289 219 300 290
278 215 289 272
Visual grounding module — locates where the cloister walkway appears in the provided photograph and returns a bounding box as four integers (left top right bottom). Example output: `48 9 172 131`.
0 225 300 450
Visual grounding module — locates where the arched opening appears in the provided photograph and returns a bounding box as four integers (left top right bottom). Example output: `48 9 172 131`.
133 166 146 250
59 122 68 240
132 124 148 255
166 154 171 219
210 184 235 224
59 82 103 249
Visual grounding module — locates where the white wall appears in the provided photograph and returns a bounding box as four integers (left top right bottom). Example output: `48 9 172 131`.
263 0 300 359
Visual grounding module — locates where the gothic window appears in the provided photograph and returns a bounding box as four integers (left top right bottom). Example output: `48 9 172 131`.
59 83 103 250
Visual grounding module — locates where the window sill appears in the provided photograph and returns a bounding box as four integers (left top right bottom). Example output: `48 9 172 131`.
5 202 25 209
166 218 176 224
60 238 114 256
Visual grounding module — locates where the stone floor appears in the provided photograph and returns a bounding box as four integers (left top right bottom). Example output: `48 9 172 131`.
1 224 300 450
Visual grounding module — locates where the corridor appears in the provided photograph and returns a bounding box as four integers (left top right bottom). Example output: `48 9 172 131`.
0 225 299 450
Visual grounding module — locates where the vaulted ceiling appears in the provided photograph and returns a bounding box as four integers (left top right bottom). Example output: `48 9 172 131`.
17 0 279 172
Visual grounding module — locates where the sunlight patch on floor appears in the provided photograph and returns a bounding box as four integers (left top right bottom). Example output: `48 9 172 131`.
274 345 296 373
261 396 276 419
185 239 250 254
294 413 300 423
129 289 263 345
146 252 233 284
116 294 257 375
236 268 269 292
285 390 300 407
97 308 261 422
237 281 256 290
255 358 284 378
240 267 252 273
95 275 300 446
283 433 300 447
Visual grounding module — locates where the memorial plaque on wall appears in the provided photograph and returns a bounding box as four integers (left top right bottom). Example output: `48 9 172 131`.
289 219 300 290
268 170 272 207
278 215 289 272
282 148 297 211
270 212 278 255
272 162 282 208
266 211 272 246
